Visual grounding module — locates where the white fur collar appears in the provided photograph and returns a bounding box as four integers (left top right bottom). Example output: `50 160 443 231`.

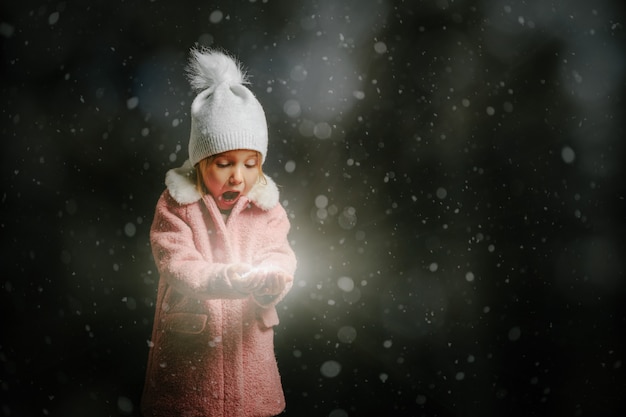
164 159 279 211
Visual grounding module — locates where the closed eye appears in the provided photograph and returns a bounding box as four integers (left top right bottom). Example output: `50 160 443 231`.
214 159 231 168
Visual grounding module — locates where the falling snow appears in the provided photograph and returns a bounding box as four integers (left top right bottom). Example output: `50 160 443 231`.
2 0 625 416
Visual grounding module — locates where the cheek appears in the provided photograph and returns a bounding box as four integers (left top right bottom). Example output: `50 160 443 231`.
201 171 211 187
244 171 260 191
202 171 223 193
247 171 260 183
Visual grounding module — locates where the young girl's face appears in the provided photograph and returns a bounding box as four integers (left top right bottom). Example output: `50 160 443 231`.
199 149 261 211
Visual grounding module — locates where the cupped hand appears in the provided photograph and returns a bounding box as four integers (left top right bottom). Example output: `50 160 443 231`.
227 263 264 294
255 270 290 296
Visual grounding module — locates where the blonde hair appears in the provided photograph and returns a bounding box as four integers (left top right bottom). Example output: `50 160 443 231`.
195 151 266 196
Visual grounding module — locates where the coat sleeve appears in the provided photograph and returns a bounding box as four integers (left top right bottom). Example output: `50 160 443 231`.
150 191 247 300
251 204 297 307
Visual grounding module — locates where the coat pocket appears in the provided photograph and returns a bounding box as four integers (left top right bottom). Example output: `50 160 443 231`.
165 312 208 335
257 307 279 329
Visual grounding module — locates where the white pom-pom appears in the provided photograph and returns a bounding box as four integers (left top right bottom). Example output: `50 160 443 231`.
186 48 248 92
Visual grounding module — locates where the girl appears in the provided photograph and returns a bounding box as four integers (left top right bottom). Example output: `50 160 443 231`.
141 49 297 417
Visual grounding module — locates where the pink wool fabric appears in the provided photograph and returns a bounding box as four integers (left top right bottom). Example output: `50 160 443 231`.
141 161 297 417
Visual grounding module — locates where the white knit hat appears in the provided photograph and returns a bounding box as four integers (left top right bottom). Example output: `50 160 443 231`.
186 48 268 166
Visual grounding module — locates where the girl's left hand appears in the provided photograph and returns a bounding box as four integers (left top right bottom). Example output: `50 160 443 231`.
255 270 290 296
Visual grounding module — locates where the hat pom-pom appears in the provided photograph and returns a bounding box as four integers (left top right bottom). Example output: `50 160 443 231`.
186 48 248 92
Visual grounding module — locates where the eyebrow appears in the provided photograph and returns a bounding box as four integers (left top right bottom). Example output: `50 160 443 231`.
240 153 259 161
216 152 258 161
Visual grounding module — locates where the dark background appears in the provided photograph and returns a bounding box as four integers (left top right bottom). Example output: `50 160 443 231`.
1 0 625 416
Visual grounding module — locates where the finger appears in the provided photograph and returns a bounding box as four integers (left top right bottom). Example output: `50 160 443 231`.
263 275 273 290
269 275 286 295
247 274 266 292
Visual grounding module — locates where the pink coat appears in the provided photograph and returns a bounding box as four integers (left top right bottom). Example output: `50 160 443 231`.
141 160 297 417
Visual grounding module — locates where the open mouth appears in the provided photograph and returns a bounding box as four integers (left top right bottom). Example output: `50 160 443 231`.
221 191 240 202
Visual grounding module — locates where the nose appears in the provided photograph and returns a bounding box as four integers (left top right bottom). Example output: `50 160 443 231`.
229 166 243 185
